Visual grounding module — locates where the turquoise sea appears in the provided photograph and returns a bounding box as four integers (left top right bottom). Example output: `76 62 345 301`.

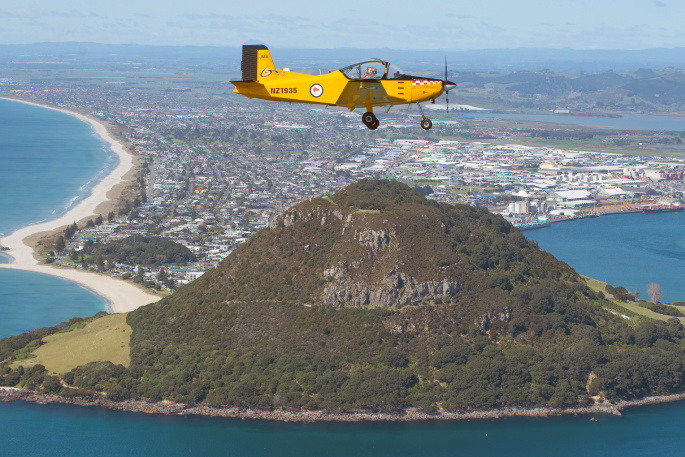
3 100 685 455
0 99 109 335
0 99 118 237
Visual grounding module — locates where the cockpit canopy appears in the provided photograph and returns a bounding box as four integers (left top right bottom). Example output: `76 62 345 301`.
339 59 407 80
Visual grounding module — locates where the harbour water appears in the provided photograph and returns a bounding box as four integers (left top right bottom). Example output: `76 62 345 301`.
524 211 685 303
462 112 685 131
3 100 685 455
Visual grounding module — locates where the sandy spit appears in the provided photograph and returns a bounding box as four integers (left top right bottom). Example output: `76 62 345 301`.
0 97 160 313
4 390 685 422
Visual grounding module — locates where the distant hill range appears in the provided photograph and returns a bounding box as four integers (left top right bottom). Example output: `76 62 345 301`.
4 42 685 112
3 180 685 416
2 42 685 73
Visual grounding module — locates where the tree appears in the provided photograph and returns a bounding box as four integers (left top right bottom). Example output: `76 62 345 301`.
157 267 168 283
135 266 145 283
55 235 66 252
96 254 105 271
42 375 62 393
86 219 95 228
64 222 78 240
648 283 663 304
108 211 115 222
95 214 103 225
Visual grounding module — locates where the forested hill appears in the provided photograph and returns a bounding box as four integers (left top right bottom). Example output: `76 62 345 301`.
3 180 685 413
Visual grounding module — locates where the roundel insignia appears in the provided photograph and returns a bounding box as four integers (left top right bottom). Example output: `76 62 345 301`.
261 68 272 77
310 84 323 98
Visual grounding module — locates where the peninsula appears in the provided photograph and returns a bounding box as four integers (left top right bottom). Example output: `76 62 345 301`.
2 180 684 420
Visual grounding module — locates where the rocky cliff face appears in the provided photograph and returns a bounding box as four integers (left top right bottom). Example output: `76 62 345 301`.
321 265 460 308
265 204 461 308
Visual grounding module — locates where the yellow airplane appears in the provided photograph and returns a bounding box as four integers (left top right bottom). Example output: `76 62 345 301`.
231 45 456 130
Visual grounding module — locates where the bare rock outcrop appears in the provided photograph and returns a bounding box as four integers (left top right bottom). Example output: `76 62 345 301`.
478 307 512 330
321 267 460 308
356 229 391 251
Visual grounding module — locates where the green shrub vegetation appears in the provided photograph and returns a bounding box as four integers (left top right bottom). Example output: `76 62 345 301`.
2 180 685 412
641 302 685 317
83 236 195 266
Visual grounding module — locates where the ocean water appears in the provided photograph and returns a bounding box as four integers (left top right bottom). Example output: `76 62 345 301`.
0 99 118 237
462 112 685 131
0 99 110 337
524 212 685 303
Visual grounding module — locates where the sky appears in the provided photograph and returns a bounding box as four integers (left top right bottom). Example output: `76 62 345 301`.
0 0 683 50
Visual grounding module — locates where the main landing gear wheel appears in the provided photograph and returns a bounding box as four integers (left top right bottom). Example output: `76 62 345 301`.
421 118 433 130
362 112 380 130
362 112 377 125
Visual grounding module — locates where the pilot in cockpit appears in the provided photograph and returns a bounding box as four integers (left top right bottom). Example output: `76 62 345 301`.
362 67 378 79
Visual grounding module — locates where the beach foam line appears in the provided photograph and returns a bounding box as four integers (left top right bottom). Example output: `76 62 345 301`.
0 97 160 313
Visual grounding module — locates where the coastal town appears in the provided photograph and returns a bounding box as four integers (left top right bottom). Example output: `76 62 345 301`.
3 81 685 292
11 1 685 447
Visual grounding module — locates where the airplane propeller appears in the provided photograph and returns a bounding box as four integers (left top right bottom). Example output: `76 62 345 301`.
443 58 456 113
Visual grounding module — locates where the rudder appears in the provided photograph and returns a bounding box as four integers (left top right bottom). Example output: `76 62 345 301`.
241 45 277 82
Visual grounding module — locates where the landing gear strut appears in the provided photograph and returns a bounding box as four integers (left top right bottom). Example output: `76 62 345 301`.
362 111 379 130
417 103 432 130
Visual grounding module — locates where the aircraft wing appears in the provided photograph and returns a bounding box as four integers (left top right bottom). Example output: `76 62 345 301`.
335 80 408 109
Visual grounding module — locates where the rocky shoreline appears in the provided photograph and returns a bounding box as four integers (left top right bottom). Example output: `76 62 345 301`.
3 388 685 422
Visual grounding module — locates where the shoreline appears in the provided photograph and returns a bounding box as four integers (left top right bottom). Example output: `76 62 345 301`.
2 388 685 422
0 97 160 313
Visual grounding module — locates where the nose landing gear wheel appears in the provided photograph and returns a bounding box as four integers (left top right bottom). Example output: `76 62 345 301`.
368 119 380 130
362 112 377 126
421 118 432 130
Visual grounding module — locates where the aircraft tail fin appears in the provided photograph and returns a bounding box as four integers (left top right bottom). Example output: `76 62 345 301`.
241 44 277 82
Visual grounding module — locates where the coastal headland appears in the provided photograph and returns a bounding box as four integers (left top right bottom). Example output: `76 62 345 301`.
3 387 685 423
0 97 160 313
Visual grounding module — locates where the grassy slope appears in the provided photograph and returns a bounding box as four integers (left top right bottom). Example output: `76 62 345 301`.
27 313 131 374
583 276 685 325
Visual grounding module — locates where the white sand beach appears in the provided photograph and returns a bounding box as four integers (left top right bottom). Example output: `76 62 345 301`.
0 98 160 313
